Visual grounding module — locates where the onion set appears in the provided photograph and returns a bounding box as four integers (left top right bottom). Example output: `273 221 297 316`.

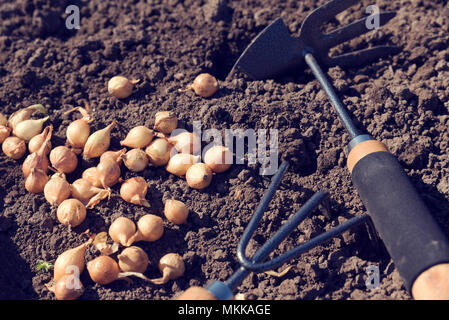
71 179 110 209
57 198 87 227
83 120 117 159
121 148 148 172
117 246 149 273
100 148 126 164
0 125 11 144
126 214 164 246
167 131 201 154
14 116 49 141
150 253 185 285
25 168 49 193
53 237 93 282
82 167 102 188
185 163 213 189
182 73 218 98
164 199 188 225
165 153 200 176
120 126 154 149
28 125 52 154
2 137 26 159
50 146 78 174
154 111 178 134
109 217 136 247
87 255 150 285
120 177 150 207
53 274 84 300
97 158 121 188
44 173 71 206
22 125 52 177
203 145 232 173
65 102 93 150
108 76 139 99
145 138 172 166
8 104 46 131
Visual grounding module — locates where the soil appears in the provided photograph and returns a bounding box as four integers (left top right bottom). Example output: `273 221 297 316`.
0 0 449 300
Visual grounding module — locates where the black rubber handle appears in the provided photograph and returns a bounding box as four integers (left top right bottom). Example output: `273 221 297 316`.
351 151 449 293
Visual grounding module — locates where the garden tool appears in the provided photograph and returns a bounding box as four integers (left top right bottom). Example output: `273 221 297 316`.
228 0 449 300
177 161 371 300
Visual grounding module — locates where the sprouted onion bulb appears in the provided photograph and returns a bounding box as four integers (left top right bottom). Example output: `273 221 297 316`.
28 125 52 154
120 177 150 207
185 73 218 98
8 104 46 131
185 163 213 189
203 145 232 173
83 120 117 159
2 136 26 159
57 199 86 227
44 173 71 206
120 126 154 149
0 126 11 144
25 168 49 193
145 138 172 166
54 237 93 282
150 253 185 285
126 214 164 246
167 131 201 154
117 246 149 273
65 102 93 149
154 111 178 134
14 116 49 141
50 146 78 174
121 148 148 172
22 126 52 177
108 76 139 99
164 199 188 225
166 154 200 176
109 217 136 247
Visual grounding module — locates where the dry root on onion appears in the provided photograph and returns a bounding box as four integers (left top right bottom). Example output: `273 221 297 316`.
65 101 93 150
50 146 78 174
2 136 26 159
154 111 178 134
203 145 233 173
150 253 185 285
108 76 139 99
164 199 188 225
121 148 149 172
126 214 164 246
166 153 200 176
181 73 219 98
145 138 172 167
71 178 111 209
57 198 87 227
109 217 136 247
87 255 150 285
44 173 71 206
0 125 11 144
185 163 213 189
167 131 201 154
83 120 117 159
120 177 150 207
117 246 149 273
120 126 154 149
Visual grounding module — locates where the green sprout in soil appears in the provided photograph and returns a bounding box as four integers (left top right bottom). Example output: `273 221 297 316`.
37 261 53 272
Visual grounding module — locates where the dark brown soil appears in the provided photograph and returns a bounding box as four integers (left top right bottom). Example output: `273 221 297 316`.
1 0 449 300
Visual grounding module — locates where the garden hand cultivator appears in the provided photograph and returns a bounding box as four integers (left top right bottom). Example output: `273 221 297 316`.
178 0 449 300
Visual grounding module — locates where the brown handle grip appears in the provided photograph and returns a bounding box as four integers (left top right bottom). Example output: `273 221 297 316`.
176 286 218 300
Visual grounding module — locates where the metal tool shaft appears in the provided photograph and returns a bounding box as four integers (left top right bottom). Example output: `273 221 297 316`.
304 53 360 139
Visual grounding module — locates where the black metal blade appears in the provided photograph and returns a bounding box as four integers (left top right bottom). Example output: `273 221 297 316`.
229 18 303 80
325 45 401 67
